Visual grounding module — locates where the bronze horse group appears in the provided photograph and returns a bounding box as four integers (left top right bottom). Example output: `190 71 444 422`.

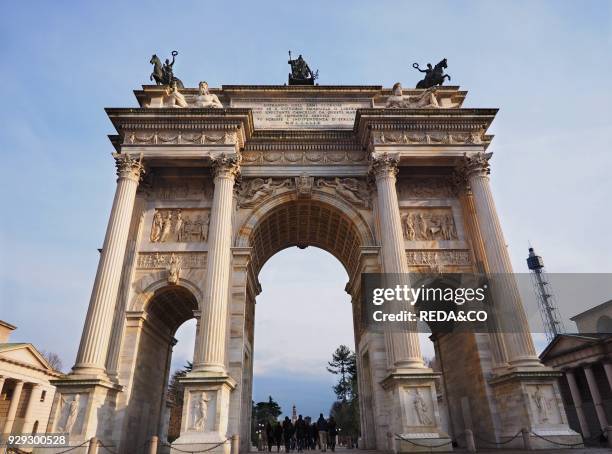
150 51 184 88
413 58 451 89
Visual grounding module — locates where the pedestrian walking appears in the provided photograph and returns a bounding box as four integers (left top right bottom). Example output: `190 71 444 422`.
316 413 328 452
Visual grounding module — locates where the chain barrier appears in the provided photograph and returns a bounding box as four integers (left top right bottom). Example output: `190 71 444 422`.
97 440 120 454
471 429 522 445
394 433 453 449
161 438 229 454
36 439 90 454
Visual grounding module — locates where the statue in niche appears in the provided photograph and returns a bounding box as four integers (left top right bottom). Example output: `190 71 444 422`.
317 177 369 208
413 389 432 425
166 80 188 108
149 51 184 87
61 394 80 434
194 81 223 108
167 253 181 285
193 392 210 431
386 82 440 108
288 51 319 85
413 58 451 89
239 178 292 207
150 211 163 242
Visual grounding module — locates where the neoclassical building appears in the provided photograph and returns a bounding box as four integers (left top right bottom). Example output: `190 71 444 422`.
46 83 582 453
0 321 61 438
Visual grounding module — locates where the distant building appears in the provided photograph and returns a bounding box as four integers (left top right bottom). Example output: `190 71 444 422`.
540 300 612 441
0 320 62 435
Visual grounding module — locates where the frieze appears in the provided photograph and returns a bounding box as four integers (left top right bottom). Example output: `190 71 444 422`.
241 150 366 165
406 250 471 267
150 209 210 243
374 130 484 146
397 178 455 199
124 130 237 145
401 208 458 241
137 252 207 269
152 178 213 200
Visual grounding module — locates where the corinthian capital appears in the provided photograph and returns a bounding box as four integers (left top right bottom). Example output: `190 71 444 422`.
457 152 492 179
212 154 241 180
114 153 145 181
369 153 399 180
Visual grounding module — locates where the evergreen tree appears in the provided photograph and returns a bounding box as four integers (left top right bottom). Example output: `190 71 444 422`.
327 345 357 401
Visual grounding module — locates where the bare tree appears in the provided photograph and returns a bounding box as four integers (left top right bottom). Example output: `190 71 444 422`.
40 350 64 372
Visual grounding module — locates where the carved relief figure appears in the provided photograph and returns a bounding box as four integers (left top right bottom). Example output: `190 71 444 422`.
167 253 181 285
194 81 223 108
238 178 292 207
150 211 163 242
413 389 432 425
402 214 416 240
531 386 551 423
193 392 210 431
295 173 314 198
316 177 370 208
151 209 210 243
402 210 458 241
61 394 80 434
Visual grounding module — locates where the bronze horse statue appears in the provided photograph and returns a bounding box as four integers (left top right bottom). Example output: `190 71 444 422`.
150 52 184 88
413 58 451 89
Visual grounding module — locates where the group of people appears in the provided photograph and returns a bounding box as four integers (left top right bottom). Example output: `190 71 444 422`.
264 414 338 453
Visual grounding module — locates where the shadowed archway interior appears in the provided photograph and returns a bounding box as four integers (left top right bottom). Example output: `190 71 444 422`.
248 200 364 279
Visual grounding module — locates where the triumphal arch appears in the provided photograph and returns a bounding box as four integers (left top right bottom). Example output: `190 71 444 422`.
46 74 581 453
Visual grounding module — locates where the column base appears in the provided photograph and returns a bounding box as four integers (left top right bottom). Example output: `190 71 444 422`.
173 373 237 454
381 369 452 453
488 368 583 449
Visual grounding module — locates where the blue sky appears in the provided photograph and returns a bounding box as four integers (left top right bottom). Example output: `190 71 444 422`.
1 1 611 418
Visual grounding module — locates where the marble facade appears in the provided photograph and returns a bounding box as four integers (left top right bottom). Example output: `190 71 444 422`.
46 83 581 453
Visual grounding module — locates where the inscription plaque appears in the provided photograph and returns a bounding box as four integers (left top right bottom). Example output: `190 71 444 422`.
231 99 372 129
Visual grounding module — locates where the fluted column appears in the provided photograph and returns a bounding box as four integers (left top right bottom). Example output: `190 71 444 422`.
3 380 24 434
73 154 144 376
371 154 424 369
565 369 590 438
22 384 42 434
603 361 612 391
193 155 240 374
459 153 539 367
584 364 609 430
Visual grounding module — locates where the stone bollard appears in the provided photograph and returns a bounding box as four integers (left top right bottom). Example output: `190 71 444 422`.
465 429 476 453
87 437 99 454
149 435 159 454
231 434 240 454
521 428 532 450
607 426 612 449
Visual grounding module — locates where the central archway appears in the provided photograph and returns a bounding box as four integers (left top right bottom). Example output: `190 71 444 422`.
232 194 380 451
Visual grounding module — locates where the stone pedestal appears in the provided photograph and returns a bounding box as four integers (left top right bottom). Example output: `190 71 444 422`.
47 378 122 446
172 375 236 454
488 371 582 449
382 372 452 453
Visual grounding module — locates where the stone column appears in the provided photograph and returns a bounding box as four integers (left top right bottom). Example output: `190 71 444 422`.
603 361 612 391
0 376 5 394
73 154 144 377
565 369 590 438
371 154 424 369
22 384 42 434
584 364 609 430
193 155 240 374
459 153 539 367
3 380 24 434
